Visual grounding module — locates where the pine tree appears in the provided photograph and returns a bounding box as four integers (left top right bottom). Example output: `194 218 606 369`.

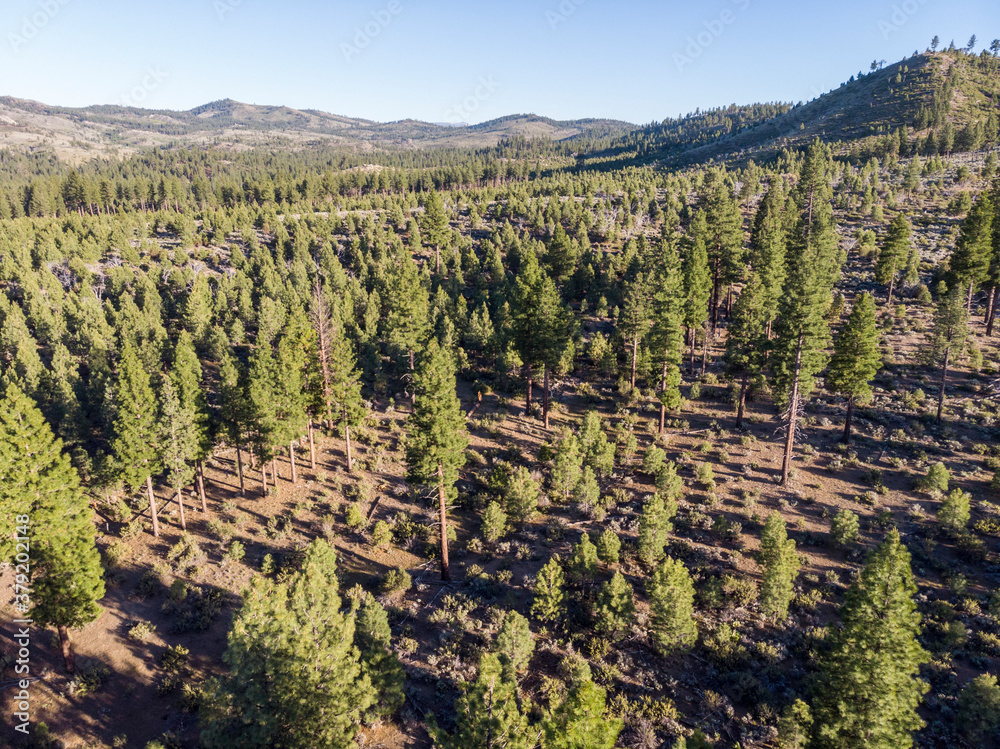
550 430 583 503
430 653 536 749
546 224 579 283
682 212 712 375
203 540 375 748
956 674 1000 743
701 169 745 331
569 532 599 579
827 293 882 442
938 488 971 531
111 340 163 536
328 324 366 472
171 331 211 510
406 339 468 581
354 593 406 720
772 140 840 486
577 410 615 477
618 272 652 389
949 191 993 311
759 512 800 621
811 529 930 749
541 673 622 749
383 251 431 398
724 272 768 428
532 555 567 624
638 493 676 566
648 239 685 432
420 189 451 275
749 176 788 339
158 379 197 531
247 339 281 493
876 214 912 303
504 466 540 525
494 610 535 673
0 385 104 673
925 285 969 424
648 556 697 655
218 350 249 496
595 528 621 565
594 571 635 637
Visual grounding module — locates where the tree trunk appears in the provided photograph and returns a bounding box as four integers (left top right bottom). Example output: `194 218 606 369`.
736 372 748 429
308 422 316 470
842 395 855 443
409 349 417 405
887 275 895 305
289 441 298 484
937 347 950 424
967 280 975 314
689 327 696 376
711 272 721 333
271 458 279 495
248 445 255 469
435 245 441 276
345 423 354 473
58 625 75 674
437 463 451 582
630 334 639 388
236 446 246 497
726 284 734 319
196 460 207 512
260 456 268 495
701 325 710 376
543 365 551 430
780 335 804 486
525 363 533 417
176 487 186 531
987 287 997 336
659 362 668 435
147 475 159 538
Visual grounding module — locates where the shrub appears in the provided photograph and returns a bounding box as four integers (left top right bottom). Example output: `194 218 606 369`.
916 462 949 494
642 445 666 476
345 504 368 530
224 540 246 563
830 509 860 547
160 645 190 673
957 674 1000 742
938 489 971 531
371 520 393 549
696 463 716 489
381 566 412 594
128 621 156 641
596 528 622 565
481 501 508 543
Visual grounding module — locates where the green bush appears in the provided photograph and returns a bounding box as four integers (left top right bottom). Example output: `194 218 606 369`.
381 566 412 594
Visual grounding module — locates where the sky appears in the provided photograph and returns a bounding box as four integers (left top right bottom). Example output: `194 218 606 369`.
0 0 997 125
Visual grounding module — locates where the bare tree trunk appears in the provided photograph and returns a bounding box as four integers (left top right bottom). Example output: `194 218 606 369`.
701 325 710 376
248 445 255 469
345 423 354 473
937 347 950 424
780 335 804 486
438 463 451 582
289 442 297 484
312 281 334 424
260 457 268 495
987 287 997 336
967 280 975 314
887 275 895 305
196 461 207 512
271 458 279 495
736 372 748 429
630 334 638 388
543 365 551 430
525 363 533 417
842 395 855 443
689 327 696 376
58 626 75 674
308 422 316 470
147 475 159 538
409 349 417 406
176 487 186 531
236 446 246 497
659 362 668 435
435 245 441 276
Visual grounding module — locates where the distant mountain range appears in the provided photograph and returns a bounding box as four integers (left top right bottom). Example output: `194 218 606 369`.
1 51 997 166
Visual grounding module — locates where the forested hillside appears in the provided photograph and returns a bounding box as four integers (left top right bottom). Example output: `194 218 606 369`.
1 46 1000 749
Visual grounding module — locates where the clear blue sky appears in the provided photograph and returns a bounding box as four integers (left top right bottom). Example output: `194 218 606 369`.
1 0 996 124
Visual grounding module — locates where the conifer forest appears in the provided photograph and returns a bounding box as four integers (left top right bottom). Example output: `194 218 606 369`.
3 33 1000 749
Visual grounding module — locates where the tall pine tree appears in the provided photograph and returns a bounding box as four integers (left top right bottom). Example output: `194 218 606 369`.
827 293 882 442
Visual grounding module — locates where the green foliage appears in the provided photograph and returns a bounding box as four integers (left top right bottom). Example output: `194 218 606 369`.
578 411 615 477
830 509 860 547
811 529 930 748
777 700 813 749
638 493 677 566
595 529 621 565
505 466 540 524
593 572 634 637
532 556 567 624
956 673 1000 742
541 673 622 749
827 293 882 407
482 501 509 543
569 532 599 579
429 653 535 749
111 340 162 491
494 610 534 673
354 593 406 720
202 540 376 748
917 462 950 494
759 512 800 620
648 557 697 654
938 488 971 531
550 430 584 503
